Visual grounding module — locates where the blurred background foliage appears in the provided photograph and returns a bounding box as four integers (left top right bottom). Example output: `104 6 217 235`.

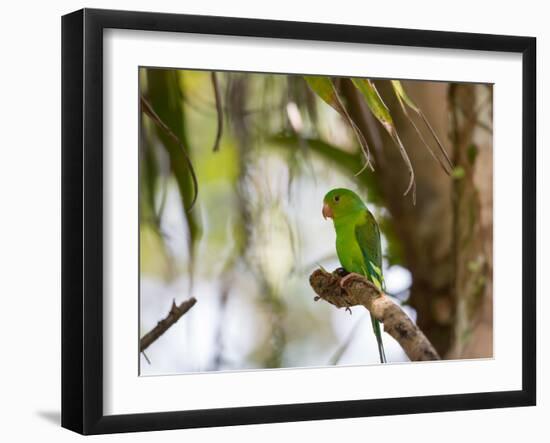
139 67 493 374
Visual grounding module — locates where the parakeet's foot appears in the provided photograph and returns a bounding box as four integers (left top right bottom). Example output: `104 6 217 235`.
339 272 364 289
333 267 350 278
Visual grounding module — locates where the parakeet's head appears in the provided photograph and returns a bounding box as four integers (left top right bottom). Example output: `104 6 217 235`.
322 188 366 220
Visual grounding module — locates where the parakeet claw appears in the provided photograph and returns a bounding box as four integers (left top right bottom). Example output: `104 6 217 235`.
339 272 363 289
333 267 350 277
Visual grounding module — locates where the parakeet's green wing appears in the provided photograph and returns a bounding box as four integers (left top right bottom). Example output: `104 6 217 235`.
354 209 387 363
354 210 385 291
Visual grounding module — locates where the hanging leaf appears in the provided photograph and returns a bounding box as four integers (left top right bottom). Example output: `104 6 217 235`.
139 113 175 280
143 69 202 285
304 76 373 173
391 80 453 175
351 78 394 132
351 78 416 202
391 80 420 112
304 76 345 113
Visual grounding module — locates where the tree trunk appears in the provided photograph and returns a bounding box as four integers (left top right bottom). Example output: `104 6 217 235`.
447 83 493 358
342 79 492 358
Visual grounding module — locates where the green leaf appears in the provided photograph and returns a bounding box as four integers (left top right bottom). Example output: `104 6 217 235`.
467 143 478 165
351 78 415 201
304 76 373 173
304 76 345 114
143 69 202 282
391 80 453 175
451 166 465 179
391 80 420 112
351 78 394 133
142 74 198 211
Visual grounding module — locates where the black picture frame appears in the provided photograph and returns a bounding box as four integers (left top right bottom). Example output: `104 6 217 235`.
62 8 536 435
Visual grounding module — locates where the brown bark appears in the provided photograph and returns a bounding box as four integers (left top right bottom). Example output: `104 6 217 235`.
447 84 493 358
310 269 440 361
140 297 197 352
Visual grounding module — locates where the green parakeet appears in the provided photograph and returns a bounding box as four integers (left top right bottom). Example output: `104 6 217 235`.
322 188 387 363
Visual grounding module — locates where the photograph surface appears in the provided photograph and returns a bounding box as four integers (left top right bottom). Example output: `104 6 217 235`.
138 68 493 375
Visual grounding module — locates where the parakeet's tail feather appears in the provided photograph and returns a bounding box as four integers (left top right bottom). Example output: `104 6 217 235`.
370 314 387 363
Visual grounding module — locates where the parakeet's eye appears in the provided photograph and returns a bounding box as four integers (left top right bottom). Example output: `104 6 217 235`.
334 195 340 202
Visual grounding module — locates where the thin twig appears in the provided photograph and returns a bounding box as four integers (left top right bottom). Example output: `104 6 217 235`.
418 110 454 169
141 351 151 365
397 104 453 176
139 297 197 352
391 130 416 203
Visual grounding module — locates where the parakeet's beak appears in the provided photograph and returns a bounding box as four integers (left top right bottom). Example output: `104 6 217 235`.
322 202 333 220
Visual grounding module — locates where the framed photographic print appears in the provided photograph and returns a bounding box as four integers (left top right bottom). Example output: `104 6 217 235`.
61 8 536 435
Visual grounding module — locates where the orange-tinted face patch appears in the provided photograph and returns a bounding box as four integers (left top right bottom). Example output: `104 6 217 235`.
322 202 333 219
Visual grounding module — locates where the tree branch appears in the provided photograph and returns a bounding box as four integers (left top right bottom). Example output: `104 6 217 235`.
309 269 440 362
140 297 197 352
